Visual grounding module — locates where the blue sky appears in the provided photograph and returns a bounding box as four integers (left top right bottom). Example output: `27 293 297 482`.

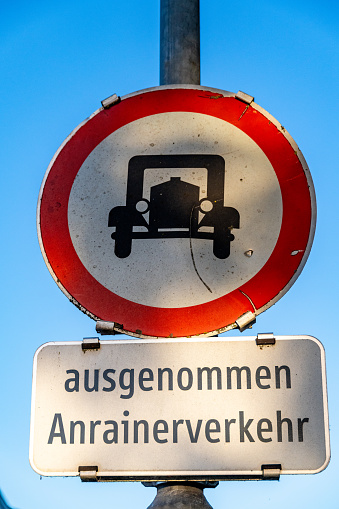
1 1 338 507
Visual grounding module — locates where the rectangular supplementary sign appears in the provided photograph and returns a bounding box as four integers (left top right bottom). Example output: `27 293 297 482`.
29 336 330 479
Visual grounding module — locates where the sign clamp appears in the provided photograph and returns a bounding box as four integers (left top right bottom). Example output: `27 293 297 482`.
96 321 123 335
101 93 121 109
235 311 256 332
261 464 281 480
78 466 98 482
82 337 101 350
256 333 276 346
235 90 254 105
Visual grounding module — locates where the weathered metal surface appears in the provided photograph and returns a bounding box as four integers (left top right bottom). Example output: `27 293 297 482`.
37 85 316 339
30 335 329 478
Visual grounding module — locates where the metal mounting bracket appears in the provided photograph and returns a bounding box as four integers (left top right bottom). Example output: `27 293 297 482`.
235 311 256 332
101 93 121 109
82 337 100 351
142 481 219 488
256 333 276 346
96 321 123 335
261 464 281 480
235 91 254 104
79 466 98 482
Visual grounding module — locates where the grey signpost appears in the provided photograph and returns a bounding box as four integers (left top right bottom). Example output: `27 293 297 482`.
149 1 214 506
160 0 200 85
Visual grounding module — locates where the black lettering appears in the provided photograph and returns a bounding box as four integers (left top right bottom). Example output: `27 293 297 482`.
103 420 118 444
70 420 85 444
134 420 149 443
205 419 220 443
185 420 202 443
119 369 134 399
139 368 154 392
227 366 251 389
275 365 291 389
153 420 169 443
239 411 254 442
158 368 173 391
48 413 66 444
173 419 184 443
255 366 271 389
103 369 116 392
197 367 222 390
257 418 272 442
84 369 99 392
225 419 236 442
65 370 79 392
122 410 129 443
177 368 193 391
298 417 309 442
90 420 101 444
277 410 293 442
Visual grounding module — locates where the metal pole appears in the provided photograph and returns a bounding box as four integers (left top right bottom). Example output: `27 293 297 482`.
160 0 200 85
143 2 217 507
145 482 215 509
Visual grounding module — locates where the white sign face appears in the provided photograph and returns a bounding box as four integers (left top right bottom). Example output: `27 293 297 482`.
68 112 282 308
30 336 329 479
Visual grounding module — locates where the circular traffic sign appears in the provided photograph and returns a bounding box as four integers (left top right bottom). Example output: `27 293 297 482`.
38 85 316 338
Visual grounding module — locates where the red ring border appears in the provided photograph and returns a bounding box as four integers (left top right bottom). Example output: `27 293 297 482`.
38 87 314 337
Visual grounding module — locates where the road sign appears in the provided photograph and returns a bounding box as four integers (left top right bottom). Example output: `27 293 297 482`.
30 335 329 479
37 86 316 338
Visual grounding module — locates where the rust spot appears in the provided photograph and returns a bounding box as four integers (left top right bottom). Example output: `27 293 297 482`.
198 93 224 100
238 104 250 120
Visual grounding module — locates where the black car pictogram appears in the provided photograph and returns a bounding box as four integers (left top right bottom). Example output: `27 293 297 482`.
108 154 240 259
